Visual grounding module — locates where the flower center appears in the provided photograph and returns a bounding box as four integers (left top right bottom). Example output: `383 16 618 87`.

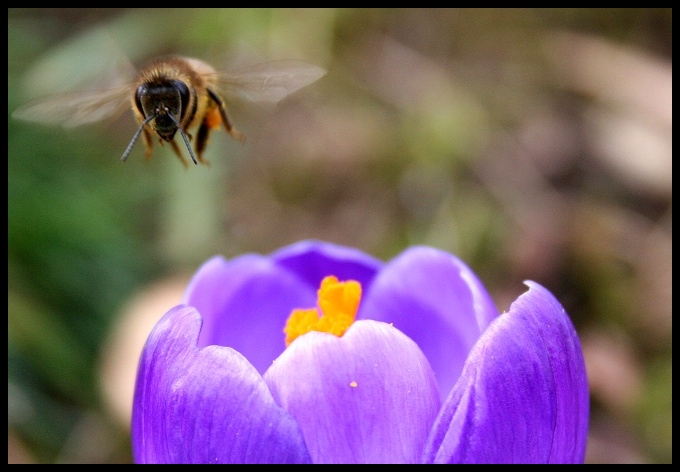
284 276 362 347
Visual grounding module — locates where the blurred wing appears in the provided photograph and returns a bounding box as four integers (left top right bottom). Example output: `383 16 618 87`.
214 60 326 103
12 85 132 128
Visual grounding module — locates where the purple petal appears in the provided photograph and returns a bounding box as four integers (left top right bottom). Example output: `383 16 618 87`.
271 239 383 291
264 320 442 463
183 254 316 374
422 282 589 463
359 246 500 400
132 306 311 464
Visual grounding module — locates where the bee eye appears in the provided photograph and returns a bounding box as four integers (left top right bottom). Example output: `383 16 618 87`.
172 80 191 118
135 84 149 116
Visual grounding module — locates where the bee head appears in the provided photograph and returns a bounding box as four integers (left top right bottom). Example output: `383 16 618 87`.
122 79 197 165
135 79 191 139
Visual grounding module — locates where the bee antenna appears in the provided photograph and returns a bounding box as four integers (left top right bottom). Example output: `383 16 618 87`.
167 114 198 165
121 114 156 162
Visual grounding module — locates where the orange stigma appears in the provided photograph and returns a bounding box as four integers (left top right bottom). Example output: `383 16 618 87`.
284 276 362 347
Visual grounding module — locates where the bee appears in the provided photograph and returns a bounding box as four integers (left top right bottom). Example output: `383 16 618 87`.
13 56 326 167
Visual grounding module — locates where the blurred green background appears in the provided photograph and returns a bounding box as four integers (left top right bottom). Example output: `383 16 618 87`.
8 8 672 463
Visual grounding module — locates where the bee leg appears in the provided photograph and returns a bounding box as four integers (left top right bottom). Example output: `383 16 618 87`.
142 128 155 159
169 140 190 168
195 120 212 166
207 88 245 143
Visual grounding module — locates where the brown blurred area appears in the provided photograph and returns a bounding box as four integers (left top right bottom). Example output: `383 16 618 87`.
8 9 671 463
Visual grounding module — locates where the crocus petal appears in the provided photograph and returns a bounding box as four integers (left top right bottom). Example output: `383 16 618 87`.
264 320 442 464
359 246 500 399
422 281 589 464
271 239 383 291
183 254 316 374
132 306 311 464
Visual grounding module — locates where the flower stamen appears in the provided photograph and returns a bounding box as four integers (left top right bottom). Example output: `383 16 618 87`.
284 276 362 347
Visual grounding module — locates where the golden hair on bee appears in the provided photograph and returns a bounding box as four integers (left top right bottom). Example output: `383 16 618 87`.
13 55 326 168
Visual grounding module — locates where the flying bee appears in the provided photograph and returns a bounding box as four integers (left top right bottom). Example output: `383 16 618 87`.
13 56 326 167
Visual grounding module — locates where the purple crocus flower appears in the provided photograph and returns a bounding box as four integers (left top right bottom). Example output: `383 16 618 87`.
131 240 588 463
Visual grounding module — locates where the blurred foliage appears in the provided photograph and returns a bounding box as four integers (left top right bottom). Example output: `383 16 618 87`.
8 8 672 464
